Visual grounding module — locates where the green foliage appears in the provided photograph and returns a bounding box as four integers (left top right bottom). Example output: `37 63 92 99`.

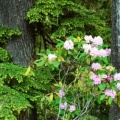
0 26 22 43
27 0 111 39
0 47 11 62
0 62 52 119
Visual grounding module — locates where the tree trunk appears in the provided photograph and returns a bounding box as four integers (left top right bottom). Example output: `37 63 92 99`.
0 0 37 120
0 0 35 66
109 0 120 120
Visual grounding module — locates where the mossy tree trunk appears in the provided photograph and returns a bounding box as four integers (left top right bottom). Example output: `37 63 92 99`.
109 0 120 120
0 0 37 120
0 0 35 66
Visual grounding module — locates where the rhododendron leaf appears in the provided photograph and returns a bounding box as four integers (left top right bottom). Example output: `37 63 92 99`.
68 36 74 40
24 66 31 76
86 57 90 65
46 49 51 55
78 80 83 89
36 61 45 67
49 93 53 102
59 82 62 87
53 61 59 68
102 57 108 63
79 52 86 59
98 83 106 90
108 97 112 105
117 96 120 107
100 94 106 101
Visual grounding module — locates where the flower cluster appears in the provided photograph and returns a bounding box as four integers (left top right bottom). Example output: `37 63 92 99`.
48 54 57 62
91 63 102 71
105 89 116 98
64 39 74 50
83 35 111 57
90 72 101 85
114 73 120 81
58 89 76 112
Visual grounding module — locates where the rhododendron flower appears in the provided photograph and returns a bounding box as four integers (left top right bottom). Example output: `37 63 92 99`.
69 105 76 112
117 83 120 90
84 35 93 43
98 49 107 57
58 90 65 98
64 40 74 50
105 89 116 98
114 73 120 81
48 54 57 62
91 63 102 71
93 77 101 85
83 44 92 53
107 76 112 81
105 48 111 56
89 47 99 57
92 36 103 46
60 102 67 109
90 73 101 85
101 74 108 79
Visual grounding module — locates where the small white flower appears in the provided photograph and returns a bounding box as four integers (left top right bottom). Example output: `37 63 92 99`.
48 54 57 62
64 39 74 50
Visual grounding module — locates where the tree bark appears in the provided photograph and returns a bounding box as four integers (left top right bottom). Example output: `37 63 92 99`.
109 0 120 120
0 0 35 66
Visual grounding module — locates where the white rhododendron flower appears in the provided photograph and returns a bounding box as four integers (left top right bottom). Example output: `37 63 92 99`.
84 35 93 43
48 54 57 62
92 36 103 46
64 39 74 50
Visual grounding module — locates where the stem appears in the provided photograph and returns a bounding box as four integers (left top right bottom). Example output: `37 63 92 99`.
73 96 94 120
56 97 62 120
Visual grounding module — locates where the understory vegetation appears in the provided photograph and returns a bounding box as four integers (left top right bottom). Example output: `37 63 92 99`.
0 0 112 120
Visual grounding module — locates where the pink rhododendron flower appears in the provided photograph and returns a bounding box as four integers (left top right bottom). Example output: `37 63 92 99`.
107 76 112 81
58 90 65 98
90 73 101 85
117 83 120 90
83 44 92 53
64 40 74 50
114 73 120 81
105 48 111 56
60 102 67 109
90 72 97 80
89 47 99 57
98 49 107 57
69 105 76 112
84 35 93 43
105 89 116 98
92 36 103 46
48 54 57 62
105 89 111 96
91 63 102 71
93 77 101 85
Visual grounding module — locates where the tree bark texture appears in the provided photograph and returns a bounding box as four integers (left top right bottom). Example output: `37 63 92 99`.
110 0 120 120
0 0 35 66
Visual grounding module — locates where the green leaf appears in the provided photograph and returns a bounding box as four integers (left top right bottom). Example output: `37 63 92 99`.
98 83 106 90
100 94 106 101
108 97 113 105
36 61 45 67
52 61 59 68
